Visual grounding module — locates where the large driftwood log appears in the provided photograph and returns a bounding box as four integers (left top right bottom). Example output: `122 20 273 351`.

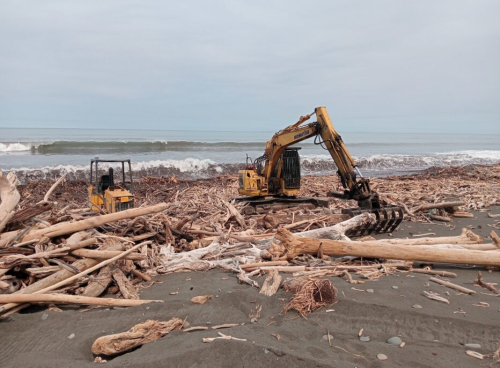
82 266 114 297
0 170 20 234
112 269 138 299
0 203 168 247
254 213 377 248
82 238 123 297
92 318 183 356
275 228 500 267
0 294 161 307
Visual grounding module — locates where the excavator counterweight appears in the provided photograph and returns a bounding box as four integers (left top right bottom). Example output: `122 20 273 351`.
235 107 403 236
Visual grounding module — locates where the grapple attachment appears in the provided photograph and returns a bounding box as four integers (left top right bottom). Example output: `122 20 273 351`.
341 205 404 238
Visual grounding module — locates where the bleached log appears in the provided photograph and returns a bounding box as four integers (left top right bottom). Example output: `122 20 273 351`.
157 240 265 274
275 228 500 267
92 318 183 356
223 199 247 229
429 277 476 295
254 213 377 248
0 170 20 233
414 201 465 212
259 270 282 296
71 249 146 261
0 203 168 247
360 228 482 246
0 293 161 307
40 173 67 203
240 261 289 270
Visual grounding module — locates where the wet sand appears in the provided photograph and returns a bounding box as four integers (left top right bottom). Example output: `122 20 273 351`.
1 210 499 368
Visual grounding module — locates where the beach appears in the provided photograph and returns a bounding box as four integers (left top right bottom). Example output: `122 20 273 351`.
0 166 499 368
0 216 499 368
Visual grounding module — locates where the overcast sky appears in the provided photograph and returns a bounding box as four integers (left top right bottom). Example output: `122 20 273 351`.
0 1 499 133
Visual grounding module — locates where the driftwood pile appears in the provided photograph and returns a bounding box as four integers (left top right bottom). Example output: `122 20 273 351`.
0 163 499 319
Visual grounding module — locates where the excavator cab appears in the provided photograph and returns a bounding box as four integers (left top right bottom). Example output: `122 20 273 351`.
88 158 135 213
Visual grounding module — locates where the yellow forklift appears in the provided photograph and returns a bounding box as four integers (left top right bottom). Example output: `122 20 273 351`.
88 158 135 213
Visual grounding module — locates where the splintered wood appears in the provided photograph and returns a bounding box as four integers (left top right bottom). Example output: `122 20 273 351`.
92 317 183 356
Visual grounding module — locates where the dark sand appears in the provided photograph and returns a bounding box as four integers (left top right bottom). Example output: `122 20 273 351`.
1 210 499 368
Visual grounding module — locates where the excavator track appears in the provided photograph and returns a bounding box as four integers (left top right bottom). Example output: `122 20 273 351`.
341 205 404 238
233 196 329 215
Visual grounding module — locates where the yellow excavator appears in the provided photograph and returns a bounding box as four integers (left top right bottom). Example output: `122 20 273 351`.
89 158 135 213
237 107 403 235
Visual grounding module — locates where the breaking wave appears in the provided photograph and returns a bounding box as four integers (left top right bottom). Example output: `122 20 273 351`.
0 140 268 155
6 150 500 184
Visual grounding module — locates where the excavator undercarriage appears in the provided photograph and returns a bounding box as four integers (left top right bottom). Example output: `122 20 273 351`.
236 107 404 236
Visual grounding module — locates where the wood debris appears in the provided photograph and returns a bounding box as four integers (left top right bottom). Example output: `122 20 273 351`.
191 295 213 304
92 317 183 356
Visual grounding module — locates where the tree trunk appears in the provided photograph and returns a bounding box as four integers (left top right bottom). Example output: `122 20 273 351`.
275 228 500 267
0 293 161 307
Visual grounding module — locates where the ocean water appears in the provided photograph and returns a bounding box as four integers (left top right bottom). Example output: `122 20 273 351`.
1 128 499 183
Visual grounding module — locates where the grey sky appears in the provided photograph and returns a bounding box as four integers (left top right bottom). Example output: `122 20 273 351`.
0 1 499 133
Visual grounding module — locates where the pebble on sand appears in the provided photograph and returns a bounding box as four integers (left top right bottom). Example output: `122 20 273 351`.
412 304 423 309
464 343 481 349
392 286 399 289
360 336 370 342
377 353 388 361
387 337 403 345
366 289 374 293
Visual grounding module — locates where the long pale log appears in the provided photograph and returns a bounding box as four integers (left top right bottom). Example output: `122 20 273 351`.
275 228 500 267
0 171 20 230
255 213 376 248
410 269 457 278
71 249 146 261
415 201 465 212
240 261 289 270
429 277 476 294
0 241 150 314
359 228 482 246
92 318 183 356
40 173 67 203
0 293 161 306
0 203 168 247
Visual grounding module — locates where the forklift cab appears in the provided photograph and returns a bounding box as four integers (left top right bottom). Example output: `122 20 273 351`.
89 158 135 213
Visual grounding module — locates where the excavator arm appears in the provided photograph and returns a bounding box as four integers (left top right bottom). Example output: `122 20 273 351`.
237 106 403 235
314 107 380 209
